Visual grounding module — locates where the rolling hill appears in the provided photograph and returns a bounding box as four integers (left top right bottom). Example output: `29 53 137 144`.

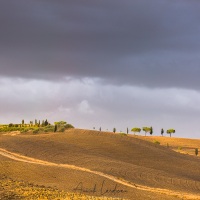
138 135 200 156
0 129 200 199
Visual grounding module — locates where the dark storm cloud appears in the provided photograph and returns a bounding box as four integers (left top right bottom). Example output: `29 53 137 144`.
1 0 200 89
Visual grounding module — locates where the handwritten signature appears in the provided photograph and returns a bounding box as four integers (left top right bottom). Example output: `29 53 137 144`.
73 180 128 195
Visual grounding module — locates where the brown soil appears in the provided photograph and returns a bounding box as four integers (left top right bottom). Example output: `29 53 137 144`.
138 135 200 156
0 129 200 199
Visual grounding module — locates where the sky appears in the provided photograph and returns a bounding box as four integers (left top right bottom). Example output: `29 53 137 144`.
0 0 200 138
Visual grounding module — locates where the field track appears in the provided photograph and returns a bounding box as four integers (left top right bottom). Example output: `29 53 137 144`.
0 147 199 200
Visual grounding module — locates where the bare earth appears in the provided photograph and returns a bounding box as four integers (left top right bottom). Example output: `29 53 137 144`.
138 135 200 156
0 129 200 199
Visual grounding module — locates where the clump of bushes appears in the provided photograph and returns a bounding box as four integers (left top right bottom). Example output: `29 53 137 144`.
0 120 74 134
59 127 65 132
43 125 55 132
153 140 160 145
64 123 74 129
119 132 127 136
33 129 39 134
54 121 74 133
21 128 31 133
178 146 182 150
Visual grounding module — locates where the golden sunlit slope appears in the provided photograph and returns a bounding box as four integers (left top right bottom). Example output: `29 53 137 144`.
0 129 200 199
138 135 200 156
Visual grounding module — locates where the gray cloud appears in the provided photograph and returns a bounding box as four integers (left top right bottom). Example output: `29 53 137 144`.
0 77 200 138
0 0 200 89
1 1 200 138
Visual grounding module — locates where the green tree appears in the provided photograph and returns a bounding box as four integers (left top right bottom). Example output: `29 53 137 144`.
22 120 24 125
166 129 175 137
54 125 57 132
54 121 67 126
54 121 71 132
30 121 33 126
161 128 164 136
44 119 49 126
127 127 129 134
142 127 151 136
150 127 153 135
131 127 141 135
8 123 13 127
54 121 67 128
64 124 74 129
113 127 116 133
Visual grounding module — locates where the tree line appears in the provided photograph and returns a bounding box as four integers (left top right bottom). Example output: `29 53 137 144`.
131 127 175 137
97 126 175 137
0 120 74 133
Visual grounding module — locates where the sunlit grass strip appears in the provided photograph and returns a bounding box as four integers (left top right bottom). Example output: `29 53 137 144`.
0 177 126 200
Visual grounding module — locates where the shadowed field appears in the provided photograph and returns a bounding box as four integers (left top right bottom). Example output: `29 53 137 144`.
0 129 200 199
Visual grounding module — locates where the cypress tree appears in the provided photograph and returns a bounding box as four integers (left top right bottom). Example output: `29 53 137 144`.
44 119 48 126
150 127 153 135
161 128 164 136
54 125 57 132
